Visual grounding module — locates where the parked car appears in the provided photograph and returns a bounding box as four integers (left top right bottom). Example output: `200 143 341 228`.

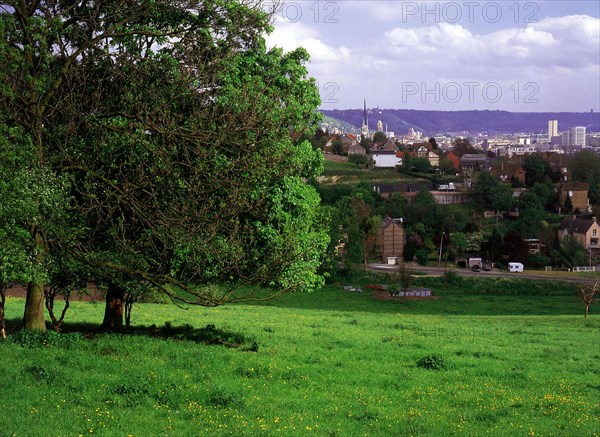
482 264 491 271
471 265 481 272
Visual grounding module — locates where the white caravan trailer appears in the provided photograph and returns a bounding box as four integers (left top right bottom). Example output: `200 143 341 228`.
508 262 524 272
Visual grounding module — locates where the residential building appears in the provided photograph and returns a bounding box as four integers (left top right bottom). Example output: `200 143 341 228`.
444 151 460 171
403 190 471 205
408 142 439 167
378 138 398 152
428 191 472 205
541 152 570 181
557 215 600 255
395 150 405 166
369 138 399 167
413 142 429 158
459 154 492 176
560 182 590 213
427 150 440 167
524 239 542 254
490 157 525 185
381 217 405 263
347 143 366 155
340 134 357 153
370 150 401 168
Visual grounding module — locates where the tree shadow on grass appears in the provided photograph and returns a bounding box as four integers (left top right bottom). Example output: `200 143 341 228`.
2 318 258 350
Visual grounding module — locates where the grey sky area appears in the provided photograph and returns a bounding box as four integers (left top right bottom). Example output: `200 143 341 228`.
265 1 600 112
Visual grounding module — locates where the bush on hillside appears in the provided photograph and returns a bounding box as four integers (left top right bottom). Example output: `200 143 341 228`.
417 354 449 370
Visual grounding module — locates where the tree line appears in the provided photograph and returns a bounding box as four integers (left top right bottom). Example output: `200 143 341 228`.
316 148 600 270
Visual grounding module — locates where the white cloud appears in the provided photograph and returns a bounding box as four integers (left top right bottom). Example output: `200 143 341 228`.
385 23 476 55
265 17 351 64
264 6 599 111
382 15 600 70
509 27 555 47
533 15 600 46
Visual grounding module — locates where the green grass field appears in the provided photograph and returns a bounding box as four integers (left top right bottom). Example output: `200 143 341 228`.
320 160 423 186
1 279 599 436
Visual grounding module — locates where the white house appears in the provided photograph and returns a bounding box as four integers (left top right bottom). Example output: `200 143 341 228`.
370 150 401 168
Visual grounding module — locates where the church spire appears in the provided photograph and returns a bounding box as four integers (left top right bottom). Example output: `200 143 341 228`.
361 98 369 140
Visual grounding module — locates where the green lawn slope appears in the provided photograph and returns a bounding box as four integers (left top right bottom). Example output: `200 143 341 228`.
1 281 598 436
320 159 427 187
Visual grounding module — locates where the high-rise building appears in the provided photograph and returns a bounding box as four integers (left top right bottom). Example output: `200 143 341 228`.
548 120 558 142
561 130 571 146
570 126 586 147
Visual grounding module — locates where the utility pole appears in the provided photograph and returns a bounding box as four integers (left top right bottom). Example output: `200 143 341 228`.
438 232 445 267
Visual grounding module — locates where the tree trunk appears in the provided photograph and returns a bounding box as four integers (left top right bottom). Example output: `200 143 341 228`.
101 282 125 331
585 303 589 319
24 228 47 331
24 280 46 331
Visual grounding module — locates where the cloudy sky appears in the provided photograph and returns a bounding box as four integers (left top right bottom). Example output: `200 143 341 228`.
265 0 600 112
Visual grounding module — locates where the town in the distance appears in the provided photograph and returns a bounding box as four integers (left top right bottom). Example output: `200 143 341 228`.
313 100 600 272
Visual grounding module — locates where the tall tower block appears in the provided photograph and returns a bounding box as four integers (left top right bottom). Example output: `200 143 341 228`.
548 120 558 142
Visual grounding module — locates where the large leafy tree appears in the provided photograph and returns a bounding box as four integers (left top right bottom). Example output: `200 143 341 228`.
471 171 514 213
570 150 600 204
408 189 441 234
1 1 328 330
334 192 379 268
522 153 549 187
511 191 546 238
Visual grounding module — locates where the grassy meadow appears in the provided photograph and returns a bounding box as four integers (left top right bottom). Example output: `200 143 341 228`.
1 276 599 436
320 159 423 186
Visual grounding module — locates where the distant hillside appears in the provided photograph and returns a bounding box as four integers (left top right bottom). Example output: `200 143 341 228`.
320 114 356 133
320 109 600 136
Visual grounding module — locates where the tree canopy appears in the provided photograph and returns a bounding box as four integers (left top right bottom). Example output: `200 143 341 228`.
570 150 600 204
0 0 328 330
471 171 514 213
373 131 387 145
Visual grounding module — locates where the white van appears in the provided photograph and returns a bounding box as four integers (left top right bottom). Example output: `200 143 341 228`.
508 262 524 272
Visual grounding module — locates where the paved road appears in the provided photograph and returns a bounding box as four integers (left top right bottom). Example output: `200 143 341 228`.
369 263 599 285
